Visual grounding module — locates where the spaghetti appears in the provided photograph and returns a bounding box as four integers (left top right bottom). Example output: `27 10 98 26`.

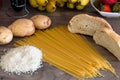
14 26 116 79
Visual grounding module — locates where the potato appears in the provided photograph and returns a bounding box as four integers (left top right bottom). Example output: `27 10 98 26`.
8 19 35 37
0 26 13 45
31 15 52 29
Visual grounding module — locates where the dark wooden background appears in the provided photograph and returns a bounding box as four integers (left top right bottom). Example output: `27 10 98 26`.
0 0 120 80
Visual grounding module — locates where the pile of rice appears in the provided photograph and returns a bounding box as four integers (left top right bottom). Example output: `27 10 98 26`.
0 45 42 75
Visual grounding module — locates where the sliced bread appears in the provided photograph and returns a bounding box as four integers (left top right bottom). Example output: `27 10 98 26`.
93 27 120 60
68 14 112 36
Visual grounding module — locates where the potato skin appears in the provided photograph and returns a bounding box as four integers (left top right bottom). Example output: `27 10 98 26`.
8 19 35 37
0 26 13 45
31 15 52 29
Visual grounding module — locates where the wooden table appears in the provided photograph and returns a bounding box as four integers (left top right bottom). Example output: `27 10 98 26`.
0 0 120 80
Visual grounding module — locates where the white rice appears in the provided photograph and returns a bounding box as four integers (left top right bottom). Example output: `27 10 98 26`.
0 45 42 75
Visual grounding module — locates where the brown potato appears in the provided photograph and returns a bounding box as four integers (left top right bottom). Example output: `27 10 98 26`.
0 26 13 45
31 15 52 29
8 19 35 37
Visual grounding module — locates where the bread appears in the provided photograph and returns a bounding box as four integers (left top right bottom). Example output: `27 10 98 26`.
68 14 112 36
93 27 120 60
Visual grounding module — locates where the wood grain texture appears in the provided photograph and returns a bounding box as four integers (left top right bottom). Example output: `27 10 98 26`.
0 0 120 80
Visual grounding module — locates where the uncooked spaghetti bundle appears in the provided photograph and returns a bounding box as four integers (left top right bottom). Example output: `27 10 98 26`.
14 26 116 79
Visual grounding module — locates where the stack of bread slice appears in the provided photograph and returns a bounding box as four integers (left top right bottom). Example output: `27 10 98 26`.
68 14 120 60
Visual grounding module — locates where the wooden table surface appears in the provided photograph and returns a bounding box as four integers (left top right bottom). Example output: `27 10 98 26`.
0 0 120 80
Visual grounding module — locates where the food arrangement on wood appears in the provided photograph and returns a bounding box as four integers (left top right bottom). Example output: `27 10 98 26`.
0 14 51 45
68 13 120 61
14 26 116 79
0 1 120 79
0 12 119 79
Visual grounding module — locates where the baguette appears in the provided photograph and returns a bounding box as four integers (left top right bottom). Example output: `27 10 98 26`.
68 14 112 36
93 27 120 60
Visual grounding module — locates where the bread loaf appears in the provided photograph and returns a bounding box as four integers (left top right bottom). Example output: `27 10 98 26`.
68 14 112 36
93 27 120 60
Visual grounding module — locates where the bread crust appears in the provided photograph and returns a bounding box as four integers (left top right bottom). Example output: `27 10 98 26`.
68 14 112 36
93 27 120 60
94 27 120 45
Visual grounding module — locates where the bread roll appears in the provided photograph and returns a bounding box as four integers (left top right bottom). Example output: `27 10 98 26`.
93 27 120 60
68 14 112 36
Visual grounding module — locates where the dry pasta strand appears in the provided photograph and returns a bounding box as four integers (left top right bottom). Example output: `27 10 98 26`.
14 26 116 79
